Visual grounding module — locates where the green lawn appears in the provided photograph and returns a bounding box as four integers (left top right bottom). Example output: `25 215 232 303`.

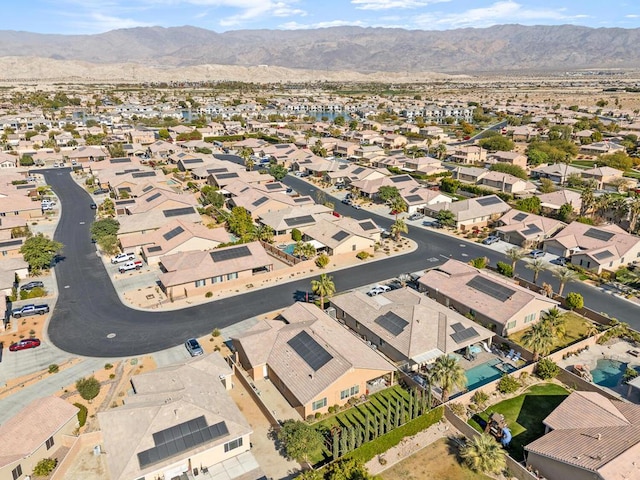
509 311 591 352
468 383 569 461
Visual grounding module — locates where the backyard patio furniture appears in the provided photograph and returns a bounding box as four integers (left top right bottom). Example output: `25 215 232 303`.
629 350 640 357
505 349 515 360
512 352 521 362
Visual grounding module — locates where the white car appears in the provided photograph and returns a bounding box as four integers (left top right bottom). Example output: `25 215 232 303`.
111 252 135 264
367 285 391 296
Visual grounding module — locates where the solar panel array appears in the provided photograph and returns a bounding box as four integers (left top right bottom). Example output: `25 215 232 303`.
265 183 282 190
374 312 409 336
293 197 309 203
216 172 239 180
584 228 615 242
521 224 542 236
110 157 130 163
466 276 516 302
390 175 411 183
404 194 423 203
116 199 136 205
332 230 349 242
145 192 162 203
252 197 268 207
147 245 162 253
451 326 479 344
163 226 185 241
352 167 365 175
359 221 378 231
512 212 528 222
137 416 229 469
183 158 203 164
15 184 33 190
207 168 228 174
142 185 154 193
284 215 315 227
163 207 196 218
450 322 465 333
210 245 251 262
0 239 22 248
476 196 502 206
132 171 157 178
593 250 614 260
287 331 333 371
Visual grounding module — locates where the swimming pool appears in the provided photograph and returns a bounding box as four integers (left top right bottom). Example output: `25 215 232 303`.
279 243 296 255
465 358 517 391
591 359 628 388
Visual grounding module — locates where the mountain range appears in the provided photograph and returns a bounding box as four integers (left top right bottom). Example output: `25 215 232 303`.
1 24 639 79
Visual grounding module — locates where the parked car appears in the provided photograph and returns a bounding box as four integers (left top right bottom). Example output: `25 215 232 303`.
341 198 352 205
111 252 135 264
118 260 143 273
11 304 50 318
185 338 204 356
553 257 568 266
483 235 500 245
367 285 391 296
352 203 362 210
9 338 41 352
530 249 545 259
408 213 424 221
20 281 44 291
90 202 97 209
93 188 109 195
422 220 442 228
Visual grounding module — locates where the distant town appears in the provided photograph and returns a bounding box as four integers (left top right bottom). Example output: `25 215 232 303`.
1 78 640 480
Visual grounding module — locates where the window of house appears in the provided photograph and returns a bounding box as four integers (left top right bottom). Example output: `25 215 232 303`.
224 437 243 453
45 436 55 450
524 313 536 324
506 320 516 330
340 388 350 400
195 279 206 287
212 275 223 284
350 385 360 396
227 272 238 281
352 244 356 251
312 398 327 410
12 465 22 480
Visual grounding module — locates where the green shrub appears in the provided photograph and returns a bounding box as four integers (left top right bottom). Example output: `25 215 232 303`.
104 363 113 370
205 291 213 298
536 358 560 379
496 374 521 394
565 292 584 310
76 376 101 402
32 458 57 477
356 251 370 260
48 364 59 374
315 412 322 419
315 253 330 268
496 261 513 278
624 367 639 382
212 328 221 337
291 228 302 242
74 402 88 427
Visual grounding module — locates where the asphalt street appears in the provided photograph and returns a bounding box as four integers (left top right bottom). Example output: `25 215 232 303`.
40 168 640 358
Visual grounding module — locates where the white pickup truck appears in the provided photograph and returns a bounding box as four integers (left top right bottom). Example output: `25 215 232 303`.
118 260 143 273
111 252 135 264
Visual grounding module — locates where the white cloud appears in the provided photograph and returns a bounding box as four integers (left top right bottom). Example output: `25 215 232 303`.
352 0 449 11
413 0 581 29
75 12 154 32
279 19 367 30
626 14 640 18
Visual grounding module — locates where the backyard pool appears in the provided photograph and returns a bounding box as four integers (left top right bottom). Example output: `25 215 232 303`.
279 243 296 255
591 359 636 388
466 358 517 391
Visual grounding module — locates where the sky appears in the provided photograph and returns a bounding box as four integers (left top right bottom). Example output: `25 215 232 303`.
4 0 640 35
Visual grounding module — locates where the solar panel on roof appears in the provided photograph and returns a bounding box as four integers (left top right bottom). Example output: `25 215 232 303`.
163 207 196 217
118 187 131 192
521 224 542 236
132 171 157 178
390 175 411 183
216 172 239 179
147 245 162 253
15 184 33 189
476 196 502 206
142 185 154 193
374 312 409 336
593 250 614 260
210 245 251 262
284 215 315 227
359 221 377 231
404 194 423 203
332 230 349 242
265 183 281 190
183 158 203 164
293 197 310 203
0 239 22 248
466 276 516 302
584 228 615 242
451 327 479 344
450 322 465 333
116 199 136 205
163 226 185 241
110 157 130 163
252 197 268 207
512 212 528 222
145 192 162 202
207 168 228 174
138 416 228 469
352 167 365 174
287 330 333 371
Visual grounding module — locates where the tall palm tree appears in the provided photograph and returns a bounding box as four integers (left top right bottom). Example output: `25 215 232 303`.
521 320 554 361
388 196 407 220
391 217 408 242
505 247 526 276
436 143 447 160
552 267 579 297
431 354 467 402
526 258 545 284
460 433 507 474
311 274 335 309
293 241 316 260
627 197 640 233
256 224 275 243
580 186 595 217
542 307 566 340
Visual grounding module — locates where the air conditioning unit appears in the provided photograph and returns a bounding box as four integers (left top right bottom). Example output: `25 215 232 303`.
325 307 336 319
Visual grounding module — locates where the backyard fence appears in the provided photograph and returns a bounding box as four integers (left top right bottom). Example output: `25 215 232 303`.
230 360 281 429
260 240 304 266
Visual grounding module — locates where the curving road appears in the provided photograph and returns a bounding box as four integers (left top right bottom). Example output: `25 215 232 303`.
42 169 640 358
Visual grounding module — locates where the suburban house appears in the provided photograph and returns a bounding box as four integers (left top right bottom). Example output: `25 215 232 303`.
117 205 202 238
98 354 263 480
424 195 512 231
0 396 79 480
350 174 420 200
0 257 28 296
330 288 494 370
479 171 537 195
158 242 273 299
401 187 452 214
525 391 640 480
232 302 396 418
0 185 43 219
579 140 626 156
538 189 583 215
302 218 377 256
226 183 315 219
257 205 334 236
581 166 625 190
486 151 528 170
494 210 566 248
417 259 558 336
543 222 640 273
510 126 538 142
64 146 109 163
531 164 584 185
453 166 488 184
448 146 487 164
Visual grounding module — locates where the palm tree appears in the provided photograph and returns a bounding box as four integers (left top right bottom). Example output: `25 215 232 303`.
436 143 447 160
388 196 407 220
521 320 554 361
580 186 595 217
398 273 412 288
526 258 546 284
505 247 526 276
583 320 600 337
311 274 335 309
293 241 316 260
255 224 275 243
460 433 507 474
552 267 578 297
391 217 408 242
431 354 467 402
627 197 640 233
542 307 566 340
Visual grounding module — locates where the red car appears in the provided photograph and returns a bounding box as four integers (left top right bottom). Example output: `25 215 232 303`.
9 338 41 352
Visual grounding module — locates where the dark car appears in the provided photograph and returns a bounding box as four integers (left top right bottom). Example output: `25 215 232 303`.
9 338 41 352
20 281 44 291
90 202 97 209
93 188 109 195
185 338 204 356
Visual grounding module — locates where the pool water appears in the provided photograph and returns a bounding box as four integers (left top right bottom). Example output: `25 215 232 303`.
280 244 295 255
465 358 516 391
592 359 627 388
